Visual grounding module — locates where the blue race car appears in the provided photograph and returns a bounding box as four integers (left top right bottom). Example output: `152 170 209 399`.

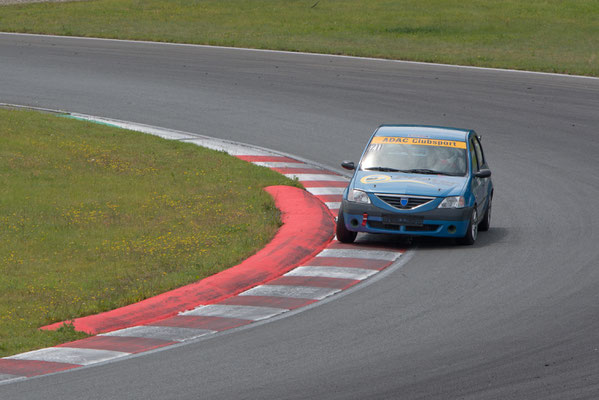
337 125 493 245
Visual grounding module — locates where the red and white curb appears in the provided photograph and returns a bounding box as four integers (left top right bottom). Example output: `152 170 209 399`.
236 155 345 218
0 114 406 384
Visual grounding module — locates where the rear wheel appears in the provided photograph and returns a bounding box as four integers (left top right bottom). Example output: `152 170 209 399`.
478 195 492 232
458 207 478 245
336 208 357 243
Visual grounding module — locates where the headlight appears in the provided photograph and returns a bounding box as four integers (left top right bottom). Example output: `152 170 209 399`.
438 196 465 208
348 189 371 204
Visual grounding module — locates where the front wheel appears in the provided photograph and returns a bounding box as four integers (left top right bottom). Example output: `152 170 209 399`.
335 208 357 243
478 195 492 232
457 207 478 245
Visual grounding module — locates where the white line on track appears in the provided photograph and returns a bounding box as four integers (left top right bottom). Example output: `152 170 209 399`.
0 374 20 383
1 32 596 81
66 115 198 141
180 138 271 156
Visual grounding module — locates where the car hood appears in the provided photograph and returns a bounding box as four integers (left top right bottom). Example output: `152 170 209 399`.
353 171 467 197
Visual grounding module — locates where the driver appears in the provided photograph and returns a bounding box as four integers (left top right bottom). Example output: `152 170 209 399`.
432 146 462 174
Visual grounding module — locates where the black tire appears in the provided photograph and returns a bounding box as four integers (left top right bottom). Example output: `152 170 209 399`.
457 207 478 245
478 194 492 232
336 208 357 243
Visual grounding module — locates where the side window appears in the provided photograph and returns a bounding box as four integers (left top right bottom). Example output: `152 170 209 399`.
472 136 485 167
469 139 480 172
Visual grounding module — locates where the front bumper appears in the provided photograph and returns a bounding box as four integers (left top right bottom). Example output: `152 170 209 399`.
342 200 471 238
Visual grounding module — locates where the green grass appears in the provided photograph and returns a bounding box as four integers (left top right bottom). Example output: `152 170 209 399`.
0 0 597 76
0 108 298 356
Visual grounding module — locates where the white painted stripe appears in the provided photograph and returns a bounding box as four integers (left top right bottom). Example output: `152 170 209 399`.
180 304 287 321
325 202 341 210
6 347 128 366
181 138 270 156
240 285 341 300
60 112 350 177
306 187 346 195
252 161 305 168
284 174 347 182
68 115 196 140
4 33 595 81
317 248 400 261
66 113 331 167
285 266 378 280
0 374 21 382
101 326 214 342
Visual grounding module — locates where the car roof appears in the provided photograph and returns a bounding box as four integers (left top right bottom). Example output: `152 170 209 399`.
375 125 472 141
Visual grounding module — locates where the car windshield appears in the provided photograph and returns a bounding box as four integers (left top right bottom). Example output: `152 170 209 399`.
360 138 467 176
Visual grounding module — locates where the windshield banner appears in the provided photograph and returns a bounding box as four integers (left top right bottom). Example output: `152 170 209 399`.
372 137 466 149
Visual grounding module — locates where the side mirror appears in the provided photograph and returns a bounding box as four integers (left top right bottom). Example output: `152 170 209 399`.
341 161 355 170
474 169 491 178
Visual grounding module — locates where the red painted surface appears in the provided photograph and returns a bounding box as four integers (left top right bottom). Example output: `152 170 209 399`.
267 275 358 290
57 336 175 354
0 359 80 377
219 295 316 310
304 257 392 270
150 315 252 331
235 155 300 163
41 186 335 335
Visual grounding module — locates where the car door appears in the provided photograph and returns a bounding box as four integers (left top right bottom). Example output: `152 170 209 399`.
469 134 490 215
469 135 486 216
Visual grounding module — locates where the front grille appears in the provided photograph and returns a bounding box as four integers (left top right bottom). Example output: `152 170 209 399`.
369 221 439 231
375 194 435 210
407 225 440 232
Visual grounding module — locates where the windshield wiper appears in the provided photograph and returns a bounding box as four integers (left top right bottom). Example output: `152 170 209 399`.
401 169 456 176
364 167 461 176
364 166 401 172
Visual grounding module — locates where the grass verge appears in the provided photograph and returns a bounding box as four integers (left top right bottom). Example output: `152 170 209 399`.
0 0 597 76
0 108 299 357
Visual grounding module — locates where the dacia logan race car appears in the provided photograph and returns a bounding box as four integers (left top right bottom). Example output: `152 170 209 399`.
336 125 493 245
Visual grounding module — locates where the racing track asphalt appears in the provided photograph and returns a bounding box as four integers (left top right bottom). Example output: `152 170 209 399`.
1 33 599 399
